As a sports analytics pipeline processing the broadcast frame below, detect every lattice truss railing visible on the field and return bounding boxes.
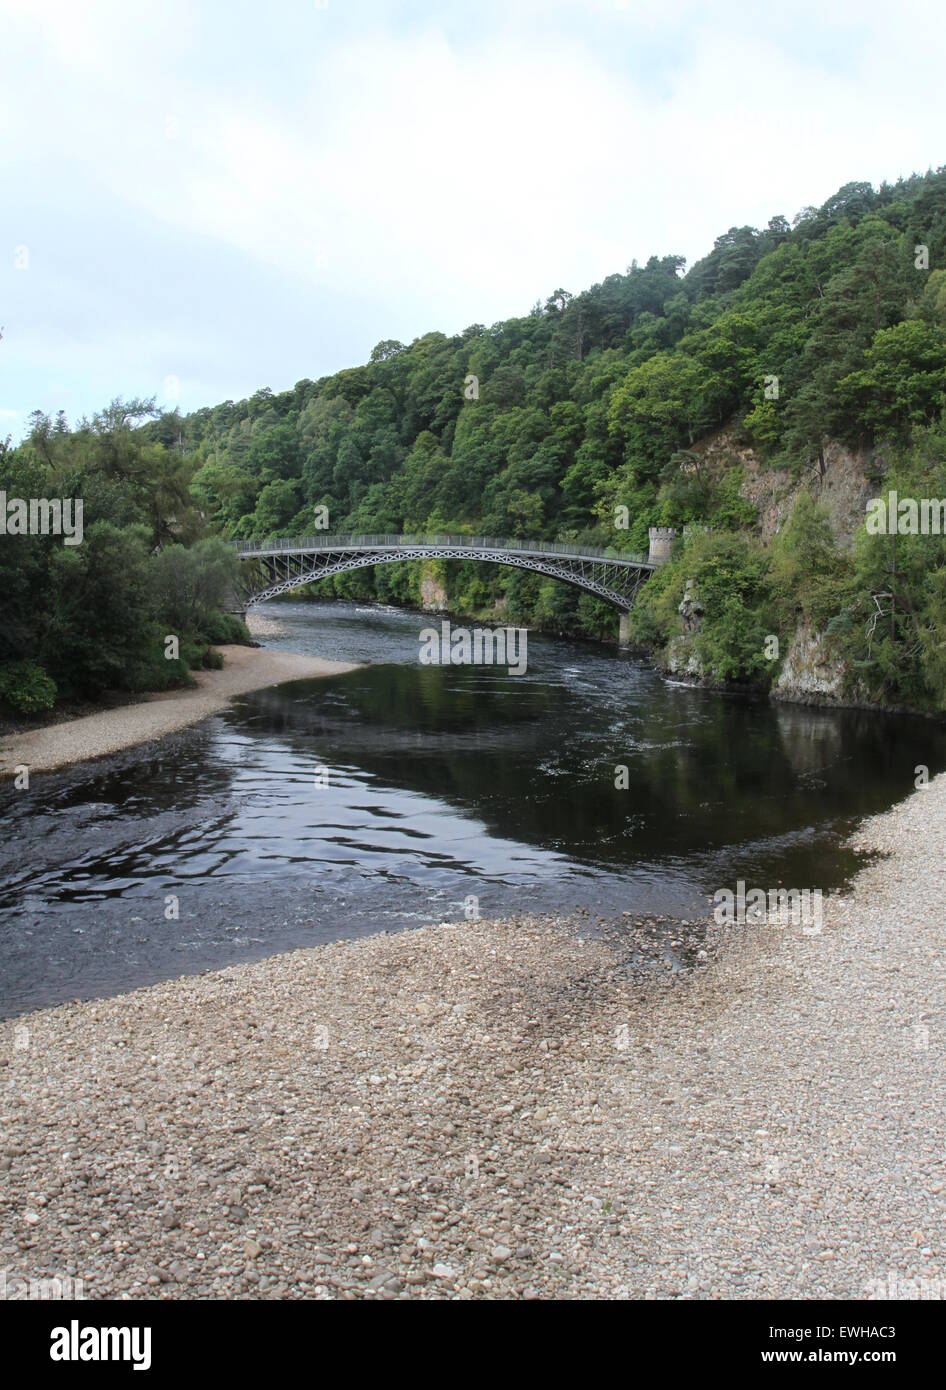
[235,540,654,612]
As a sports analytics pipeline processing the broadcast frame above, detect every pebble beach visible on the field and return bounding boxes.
[0,640,358,778]
[2,770,944,1299]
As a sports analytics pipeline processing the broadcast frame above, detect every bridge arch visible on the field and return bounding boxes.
[232,534,658,615]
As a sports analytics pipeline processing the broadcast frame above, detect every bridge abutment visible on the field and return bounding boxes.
[618,611,632,646]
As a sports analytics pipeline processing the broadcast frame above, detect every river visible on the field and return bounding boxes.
[1,599,943,1017]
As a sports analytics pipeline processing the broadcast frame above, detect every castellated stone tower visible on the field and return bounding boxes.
[648,526,676,566]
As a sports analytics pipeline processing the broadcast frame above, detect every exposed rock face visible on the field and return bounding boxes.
[774,624,845,703]
[807,441,875,547]
[420,567,448,612]
[657,428,875,705]
[685,425,873,550]
[738,459,794,543]
[666,636,704,678]
[678,579,703,634]
[739,439,874,548]
[662,580,705,676]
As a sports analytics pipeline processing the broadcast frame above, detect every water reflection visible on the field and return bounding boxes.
[1,599,943,1017]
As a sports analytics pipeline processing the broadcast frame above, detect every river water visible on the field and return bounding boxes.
[2,599,943,1017]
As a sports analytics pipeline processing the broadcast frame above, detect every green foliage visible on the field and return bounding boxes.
[837,321,946,439]
[0,661,57,714]
[150,538,243,633]
[630,532,773,685]
[825,419,946,708]
[0,420,250,709]
[9,166,946,708]
[708,468,757,531]
[684,535,772,684]
[199,610,251,645]
[609,353,704,477]
[199,644,225,670]
[769,491,847,629]
[165,172,946,630]
[44,521,162,697]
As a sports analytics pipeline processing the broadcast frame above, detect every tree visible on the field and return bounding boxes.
[252,479,301,536]
[44,522,158,697]
[838,321,946,439]
[150,539,242,632]
[370,339,406,362]
[769,491,844,627]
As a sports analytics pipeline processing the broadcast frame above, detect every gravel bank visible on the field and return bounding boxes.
[0,644,358,778]
[2,777,944,1300]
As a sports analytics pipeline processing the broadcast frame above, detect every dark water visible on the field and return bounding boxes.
[2,599,944,1018]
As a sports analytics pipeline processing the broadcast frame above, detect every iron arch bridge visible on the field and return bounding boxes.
[231,534,656,613]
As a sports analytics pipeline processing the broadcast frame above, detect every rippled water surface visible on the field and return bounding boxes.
[2,599,943,1016]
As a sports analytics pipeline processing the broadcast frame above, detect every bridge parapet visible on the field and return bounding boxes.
[232,532,649,567]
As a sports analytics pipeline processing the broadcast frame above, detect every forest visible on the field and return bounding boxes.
[3,166,946,716]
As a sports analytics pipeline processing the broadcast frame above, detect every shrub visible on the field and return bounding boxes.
[0,661,58,714]
[199,609,250,644]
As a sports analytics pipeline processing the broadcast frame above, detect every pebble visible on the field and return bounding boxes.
[2,776,945,1298]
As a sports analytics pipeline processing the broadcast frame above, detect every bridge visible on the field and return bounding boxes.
[231,529,676,641]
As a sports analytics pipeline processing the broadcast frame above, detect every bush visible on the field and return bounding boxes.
[198,609,250,644]
[0,661,58,714]
[151,538,244,634]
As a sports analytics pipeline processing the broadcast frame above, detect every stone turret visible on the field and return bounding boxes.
[648,526,676,566]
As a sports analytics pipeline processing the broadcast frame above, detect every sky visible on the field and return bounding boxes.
[1,0,944,439]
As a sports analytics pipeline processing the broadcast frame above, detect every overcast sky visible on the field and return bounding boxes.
[1,0,944,439]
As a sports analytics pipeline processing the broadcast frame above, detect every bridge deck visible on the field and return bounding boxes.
[233,533,652,569]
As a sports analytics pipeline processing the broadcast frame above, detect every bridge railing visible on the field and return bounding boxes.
[231,532,649,567]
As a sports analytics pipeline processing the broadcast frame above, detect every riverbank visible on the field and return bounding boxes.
[2,773,944,1299]
[0,642,360,778]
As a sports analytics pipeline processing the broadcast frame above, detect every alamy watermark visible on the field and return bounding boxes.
[0,1266,85,1300]
[713,880,823,934]
[866,490,946,536]
[50,1321,151,1370]
[0,492,83,545]
[419,620,527,675]
[865,1271,946,1299]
